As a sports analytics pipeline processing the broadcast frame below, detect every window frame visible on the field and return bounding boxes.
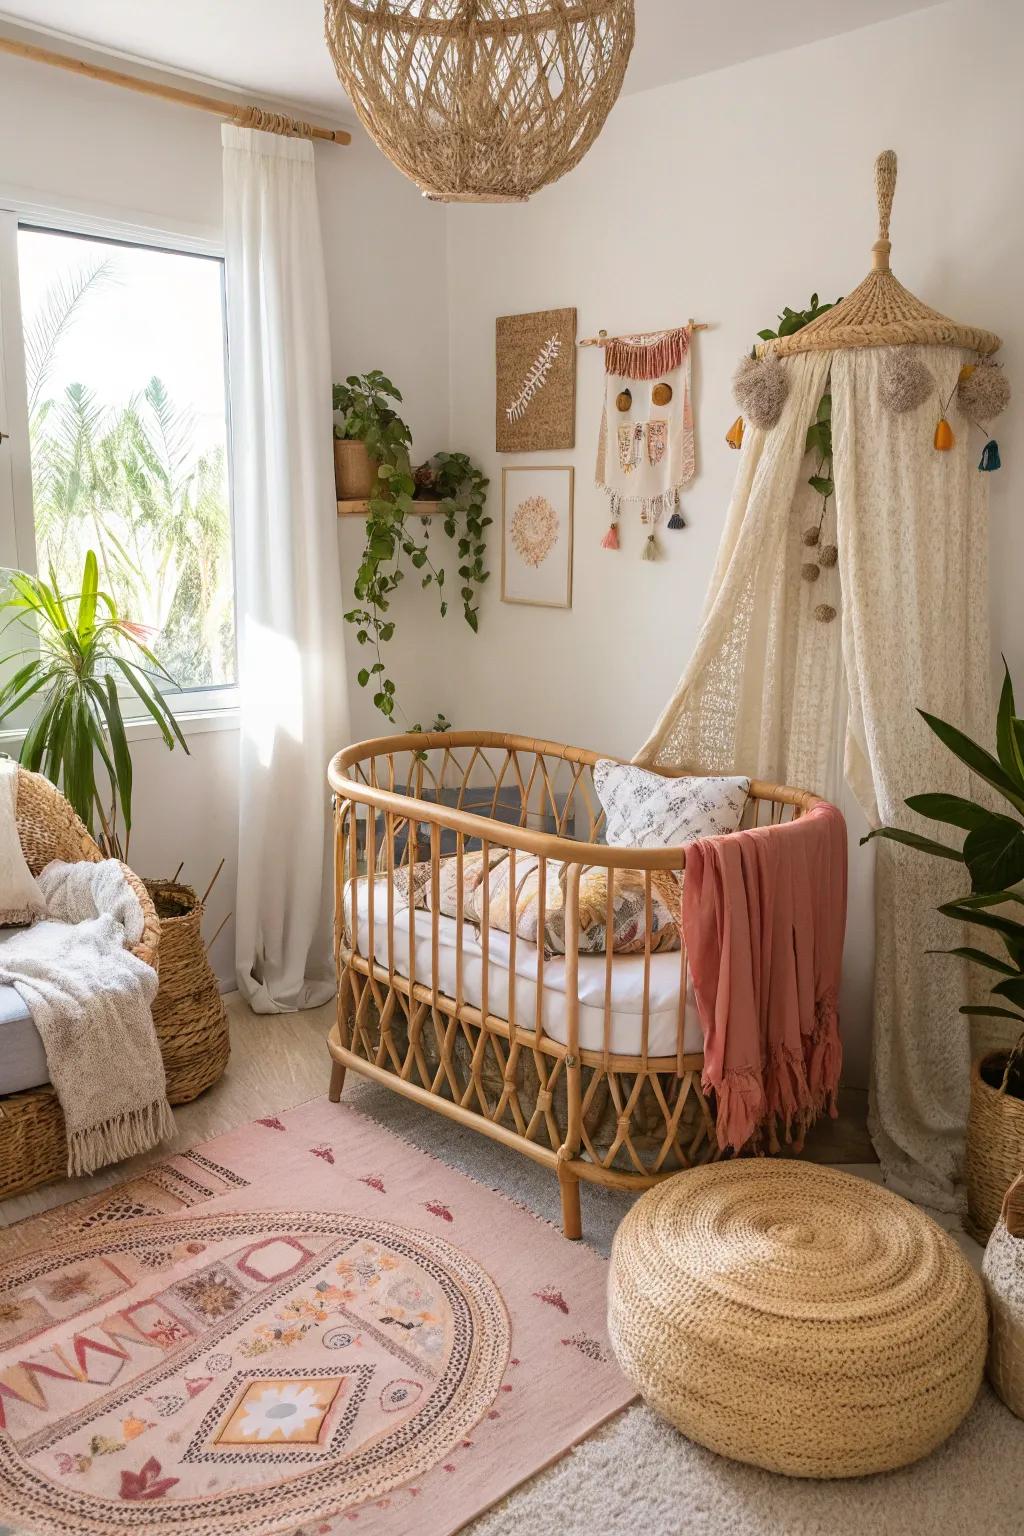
[0,196,239,725]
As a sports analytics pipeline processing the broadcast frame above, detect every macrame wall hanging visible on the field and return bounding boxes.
[591,324,698,558]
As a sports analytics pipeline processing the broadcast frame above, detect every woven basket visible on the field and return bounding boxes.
[0,768,160,1201]
[966,1051,1024,1243]
[983,1175,1024,1419]
[324,1,635,203]
[608,1162,987,1478]
[144,879,229,1106]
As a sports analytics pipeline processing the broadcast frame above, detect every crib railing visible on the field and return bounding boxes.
[327,731,818,1237]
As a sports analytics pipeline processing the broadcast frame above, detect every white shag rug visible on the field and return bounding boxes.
[467,1390,1023,1536]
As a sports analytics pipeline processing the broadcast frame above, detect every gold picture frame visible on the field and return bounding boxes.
[501,465,574,610]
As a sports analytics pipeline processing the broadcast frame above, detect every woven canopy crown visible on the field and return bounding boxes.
[765,151,1001,357]
[324,0,636,202]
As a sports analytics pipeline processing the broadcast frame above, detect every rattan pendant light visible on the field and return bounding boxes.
[763,150,1001,357]
[324,1,636,202]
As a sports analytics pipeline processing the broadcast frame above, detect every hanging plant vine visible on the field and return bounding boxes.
[338,373,490,722]
[756,295,842,623]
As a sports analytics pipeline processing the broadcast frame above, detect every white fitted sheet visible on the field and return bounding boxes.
[346,876,703,1059]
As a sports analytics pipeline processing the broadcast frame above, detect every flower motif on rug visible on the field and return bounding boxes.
[533,1286,569,1314]
[560,1332,608,1363]
[172,1265,247,1323]
[359,1175,386,1194]
[423,1200,454,1223]
[119,1455,179,1500]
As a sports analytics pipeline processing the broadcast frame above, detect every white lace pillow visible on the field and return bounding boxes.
[593,760,751,850]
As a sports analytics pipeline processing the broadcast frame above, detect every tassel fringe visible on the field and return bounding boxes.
[604,326,690,382]
[641,533,661,562]
[601,522,619,550]
[667,510,685,529]
[979,438,1001,471]
[67,1096,175,1177]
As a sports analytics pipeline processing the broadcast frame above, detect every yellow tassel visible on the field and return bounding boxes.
[934,417,955,451]
[958,363,976,384]
[725,415,745,450]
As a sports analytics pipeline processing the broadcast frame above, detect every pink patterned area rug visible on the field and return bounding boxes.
[0,1098,633,1536]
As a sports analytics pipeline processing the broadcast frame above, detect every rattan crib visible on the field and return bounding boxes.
[328,732,820,1237]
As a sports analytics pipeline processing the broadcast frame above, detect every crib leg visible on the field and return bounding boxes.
[558,1164,582,1241]
[329,1060,346,1104]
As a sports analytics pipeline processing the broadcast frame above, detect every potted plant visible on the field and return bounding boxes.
[333,371,410,502]
[863,661,1024,1240]
[0,551,229,1103]
[336,373,490,723]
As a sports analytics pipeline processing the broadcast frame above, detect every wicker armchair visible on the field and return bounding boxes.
[0,768,161,1201]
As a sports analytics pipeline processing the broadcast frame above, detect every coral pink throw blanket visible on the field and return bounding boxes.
[682,800,847,1153]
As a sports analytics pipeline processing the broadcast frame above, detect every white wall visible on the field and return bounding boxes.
[442,0,1024,1086]
[0,41,450,982]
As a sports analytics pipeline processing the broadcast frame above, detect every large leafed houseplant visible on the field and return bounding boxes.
[862,661,1024,1237]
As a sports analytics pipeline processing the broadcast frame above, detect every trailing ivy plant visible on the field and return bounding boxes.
[337,373,490,723]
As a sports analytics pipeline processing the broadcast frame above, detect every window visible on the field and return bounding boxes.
[13,224,236,699]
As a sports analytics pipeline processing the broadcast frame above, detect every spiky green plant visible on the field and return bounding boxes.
[0,550,188,858]
[862,660,1024,1098]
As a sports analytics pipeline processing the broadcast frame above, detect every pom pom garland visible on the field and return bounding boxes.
[732,353,790,430]
[958,359,1011,424]
[801,563,821,583]
[878,348,934,414]
[802,526,821,547]
[819,544,839,567]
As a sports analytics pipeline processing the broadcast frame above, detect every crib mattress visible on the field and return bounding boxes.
[346,876,703,1060]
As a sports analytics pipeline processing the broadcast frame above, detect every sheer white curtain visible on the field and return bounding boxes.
[222,125,349,1012]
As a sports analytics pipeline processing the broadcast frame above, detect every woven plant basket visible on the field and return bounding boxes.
[983,1174,1024,1419]
[334,439,378,501]
[966,1051,1024,1243]
[144,879,229,1105]
[324,1,636,203]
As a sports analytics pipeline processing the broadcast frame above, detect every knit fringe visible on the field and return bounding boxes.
[604,326,690,382]
[67,1095,175,1177]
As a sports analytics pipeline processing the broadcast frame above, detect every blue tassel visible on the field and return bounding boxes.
[979,439,1001,472]
[667,510,686,529]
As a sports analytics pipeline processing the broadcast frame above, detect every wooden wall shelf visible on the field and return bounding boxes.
[337,499,447,517]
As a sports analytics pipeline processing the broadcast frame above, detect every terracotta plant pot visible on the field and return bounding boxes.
[965,1051,1024,1242]
[334,438,378,501]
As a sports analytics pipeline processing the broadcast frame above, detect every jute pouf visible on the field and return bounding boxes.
[608,1162,987,1478]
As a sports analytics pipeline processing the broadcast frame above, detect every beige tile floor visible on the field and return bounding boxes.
[2,993,977,1270]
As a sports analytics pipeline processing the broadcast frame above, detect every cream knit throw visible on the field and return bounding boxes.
[0,859,172,1175]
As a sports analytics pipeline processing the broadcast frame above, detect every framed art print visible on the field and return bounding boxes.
[501,465,574,609]
[495,307,577,452]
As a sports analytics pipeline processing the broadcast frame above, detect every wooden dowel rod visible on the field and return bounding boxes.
[579,320,709,347]
[0,34,352,145]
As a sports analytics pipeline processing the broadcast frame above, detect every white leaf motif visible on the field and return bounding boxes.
[505,334,561,423]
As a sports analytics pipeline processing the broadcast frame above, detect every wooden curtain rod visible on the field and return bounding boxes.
[579,321,709,347]
[0,34,352,145]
